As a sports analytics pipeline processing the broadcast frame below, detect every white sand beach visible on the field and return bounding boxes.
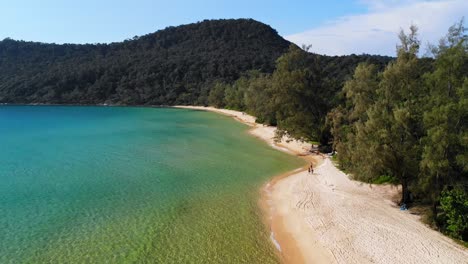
[174,106,468,264]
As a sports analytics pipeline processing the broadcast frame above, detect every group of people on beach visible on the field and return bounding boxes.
[308,163,314,174]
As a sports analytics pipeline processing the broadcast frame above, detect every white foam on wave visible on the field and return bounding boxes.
[270,231,282,252]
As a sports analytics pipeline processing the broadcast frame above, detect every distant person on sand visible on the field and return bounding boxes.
[309,164,314,174]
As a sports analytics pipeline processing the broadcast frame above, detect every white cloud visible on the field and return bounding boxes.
[285,0,468,56]
[359,0,429,10]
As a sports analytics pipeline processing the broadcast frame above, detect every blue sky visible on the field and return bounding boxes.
[0,0,466,55]
[0,0,366,43]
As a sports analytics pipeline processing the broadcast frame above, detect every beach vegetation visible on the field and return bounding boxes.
[439,186,468,241]
[328,20,467,241]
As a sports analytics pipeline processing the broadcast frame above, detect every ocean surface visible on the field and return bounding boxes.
[0,106,304,263]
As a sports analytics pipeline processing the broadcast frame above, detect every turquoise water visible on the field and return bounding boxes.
[0,106,304,263]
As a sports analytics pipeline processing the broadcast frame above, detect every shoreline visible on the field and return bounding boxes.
[173,105,325,263]
[174,105,468,264]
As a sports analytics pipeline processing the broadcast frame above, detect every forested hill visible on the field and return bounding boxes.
[0,19,391,105]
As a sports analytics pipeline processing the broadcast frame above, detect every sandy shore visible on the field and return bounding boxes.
[174,106,468,264]
[271,157,468,263]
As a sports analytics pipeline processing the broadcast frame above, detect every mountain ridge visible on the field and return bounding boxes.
[0,19,392,105]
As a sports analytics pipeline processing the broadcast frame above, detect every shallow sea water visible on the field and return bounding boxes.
[0,106,304,263]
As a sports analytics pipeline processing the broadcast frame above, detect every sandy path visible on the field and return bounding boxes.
[173,106,468,264]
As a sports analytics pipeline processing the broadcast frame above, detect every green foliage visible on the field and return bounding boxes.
[240,48,391,136]
[243,72,277,125]
[419,20,468,207]
[208,82,228,108]
[365,25,425,203]
[440,186,468,240]
[270,45,320,140]
[327,63,380,173]
[331,25,433,203]
[0,19,290,105]
[372,175,399,185]
[329,20,467,241]
[0,18,391,121]
[224,77,247,110]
